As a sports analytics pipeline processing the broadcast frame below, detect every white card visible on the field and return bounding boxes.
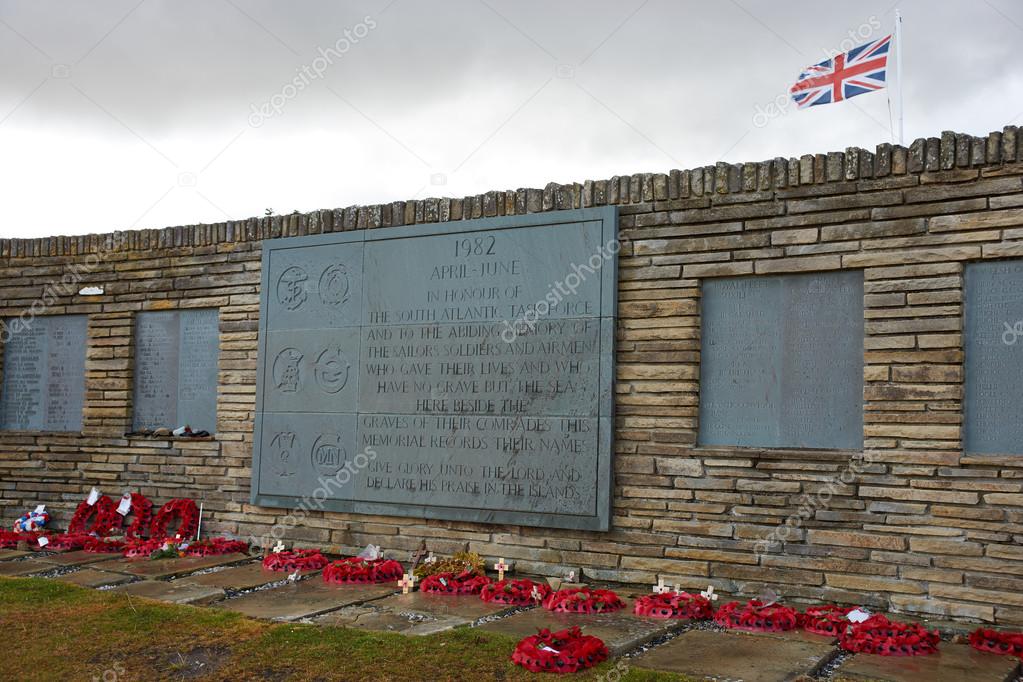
[34,504,46,514]
[539,645,560,654]
[116,494,132,515]
[37,536,49,547]
[847,608,871,623]
[87,487,100,506]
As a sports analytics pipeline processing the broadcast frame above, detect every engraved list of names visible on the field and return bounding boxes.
[699,271,864,450]
[253,208,618,531]
[1,315,87,431]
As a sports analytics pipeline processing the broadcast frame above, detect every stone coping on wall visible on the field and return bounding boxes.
[0,126,1018,258]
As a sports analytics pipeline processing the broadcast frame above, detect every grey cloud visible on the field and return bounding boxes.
[0,0,1021,237]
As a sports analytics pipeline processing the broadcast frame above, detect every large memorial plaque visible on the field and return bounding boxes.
[252,207,618,530]
[0,315,87,431]
[965,260,1023,454]
[133,309,219,433]
[698,270,864,449]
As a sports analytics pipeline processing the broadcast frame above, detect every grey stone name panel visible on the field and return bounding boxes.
[253,207,618,531]
[698,270,864,450]
[133,309,219,433]
[1,315,88,431]
[965,260,1023,454]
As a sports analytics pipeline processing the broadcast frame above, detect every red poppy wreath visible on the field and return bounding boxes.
[799,605,857,637]
[969,628,1023,657]
[543,587,626,614]
[839,615,940,656]
[511,626,609,674]
[419,570,491,595]
[479,578,551,606]
[262,548,328,572]
[321,557,404,584]
[633,591,713,619]
[714,600,799,632]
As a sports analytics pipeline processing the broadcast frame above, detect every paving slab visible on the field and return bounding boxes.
[0,559,54,577]
[55,568,134,588]
[376,592,519,621]
[91,553,249,580]
[835,643,1020,682]
[0,550,30,560]
[213,579,395,622]
[38,550,117,567]
[633,629,838,682]
[110,580,225,605]
[477,600,685,655]
[176,562,281,592]
[736,625,839,645]
[312,592,518,635]
[314,605,473,635]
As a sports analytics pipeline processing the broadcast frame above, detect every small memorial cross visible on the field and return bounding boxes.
[530,586,544,603]
[409,546,428,571]
[494,558,509,581]
[398,573,417,595]
[701,585,718,602]
[652,578,670,595]
[272,540,285,554]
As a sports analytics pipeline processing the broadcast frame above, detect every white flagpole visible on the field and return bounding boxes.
[895,9,904,145]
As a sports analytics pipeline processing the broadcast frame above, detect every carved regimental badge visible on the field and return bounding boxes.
[277,266,308,310]
[318,263,350,308]
[311,432,347,476]
[273,348,303,393]
[269,431,298,477]
[314,345,351,394]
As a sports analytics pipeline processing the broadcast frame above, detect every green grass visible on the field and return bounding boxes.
[0,577,692,681]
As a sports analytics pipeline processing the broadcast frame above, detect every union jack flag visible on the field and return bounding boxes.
[790,35,892,108]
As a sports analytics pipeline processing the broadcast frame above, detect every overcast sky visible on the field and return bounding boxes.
[1,0,1020,238]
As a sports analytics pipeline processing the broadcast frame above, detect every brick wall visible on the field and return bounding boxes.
[2,126,1022,623]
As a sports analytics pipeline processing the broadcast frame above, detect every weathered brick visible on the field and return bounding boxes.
[859,486,979,504]
[807,529,906,551]
[4,126,1023,625]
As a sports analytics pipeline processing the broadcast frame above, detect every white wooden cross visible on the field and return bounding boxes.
[701,585,718,601]
[272,540,285,554]
[494,558,509,581]
[530,586,544,603]
[398,573,417,594]
[652,578,670,595]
